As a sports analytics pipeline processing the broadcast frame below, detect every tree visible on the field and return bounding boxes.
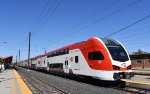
[137,49,144,55]
[132,49,149,55]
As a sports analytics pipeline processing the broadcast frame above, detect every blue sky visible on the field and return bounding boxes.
[0,0,150,61]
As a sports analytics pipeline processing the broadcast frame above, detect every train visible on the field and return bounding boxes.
[19,37,134,81]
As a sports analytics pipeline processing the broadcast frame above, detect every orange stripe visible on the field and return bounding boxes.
[13,69,32,94]
[121,79,150,85]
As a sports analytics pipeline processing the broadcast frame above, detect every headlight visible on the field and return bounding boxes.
[113,65,120,70]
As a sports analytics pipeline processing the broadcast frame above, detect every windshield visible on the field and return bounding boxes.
[101,38,129,62]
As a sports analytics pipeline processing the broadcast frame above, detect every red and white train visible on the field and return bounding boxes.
[20,37,134,81]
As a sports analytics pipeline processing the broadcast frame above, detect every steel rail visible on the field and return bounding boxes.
[16,67,69,94]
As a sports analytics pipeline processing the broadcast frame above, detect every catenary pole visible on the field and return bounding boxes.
[28,32,31,70]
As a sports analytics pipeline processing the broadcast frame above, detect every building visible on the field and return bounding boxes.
[0,56,13,69]
[130,54,150,69]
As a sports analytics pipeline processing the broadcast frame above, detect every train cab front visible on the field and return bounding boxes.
[100,38,134,81]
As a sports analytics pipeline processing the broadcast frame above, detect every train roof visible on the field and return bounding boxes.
[36,54,46,58]
[33,37,107,58]
[34,37,101,57]
[46,41,86,54]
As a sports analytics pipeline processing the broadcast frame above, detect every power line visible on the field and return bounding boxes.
[49,0,142,44]
[32,0,58,35]
[31,0,51,34]
[23,0,62,59]
[105,13,150,37]
[17,1,50,60]
[47,0,121,42]
[72,0,142,35]
[117,29,150,42]
[32,0,63,55]
[33,0,63,35]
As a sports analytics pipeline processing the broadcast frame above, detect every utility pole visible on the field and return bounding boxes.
[28,32,31,71]
[19,49,20,62]
[16,55,17,64]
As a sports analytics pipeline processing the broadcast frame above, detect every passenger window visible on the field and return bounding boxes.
[75,56,79,63]
[65,61,66,65]
[88,51,104,60]
[47,62,49,66]
[66,61,68,65]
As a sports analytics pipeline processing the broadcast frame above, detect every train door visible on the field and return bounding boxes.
[72,49,80,71]
[47,61,49,71]
[74,55,80,70]
[64,60,69,73]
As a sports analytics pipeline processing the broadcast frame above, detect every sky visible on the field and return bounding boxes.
[0,0,150,61]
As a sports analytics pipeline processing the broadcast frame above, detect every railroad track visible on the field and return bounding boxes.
[16,67,150,94]
[124,85,150,94]
[113,83,150,94]
[17,67,69,94]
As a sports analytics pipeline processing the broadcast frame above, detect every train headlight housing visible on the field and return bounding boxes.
[113,65,120,70]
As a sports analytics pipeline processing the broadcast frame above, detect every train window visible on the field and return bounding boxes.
[107,46,129,62]
[101,38,129,62]
[47,48,69,58]
[53,52,56,56]
[47,54,51,58]
[75,56,79,63]
[59,50,63,55]
[47,55,49,58]
[47,62,49,66]
[44,60,45,64]
[65,48,69,54]
[49,63,63,68]
[57,50,61,55]
[101,38,120,46]
[65,61,68,65]
[88,51,104,60]
[52,52,54,56]
[38,61,40,64]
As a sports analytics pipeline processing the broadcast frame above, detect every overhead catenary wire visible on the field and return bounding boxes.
[107,27,150,53]
[30,0,51,34]
[31,0,58,35]
[47,0,121,42]
[17,0,150,59]
[72,0,142,35]
[21,0,63,59]
[117,29,150,43]
[50,0,142,44]
[32,0,63,56]
[32,0,63,35]
[17,0,50,60]
[105,13,150,37]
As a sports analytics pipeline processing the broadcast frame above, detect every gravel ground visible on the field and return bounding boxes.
[17,67,127,94]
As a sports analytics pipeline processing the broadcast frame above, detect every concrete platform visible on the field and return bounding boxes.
[122,75,150,85]
[133,69,150,75]
[0,69,32,94]
[121,75,150,90]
